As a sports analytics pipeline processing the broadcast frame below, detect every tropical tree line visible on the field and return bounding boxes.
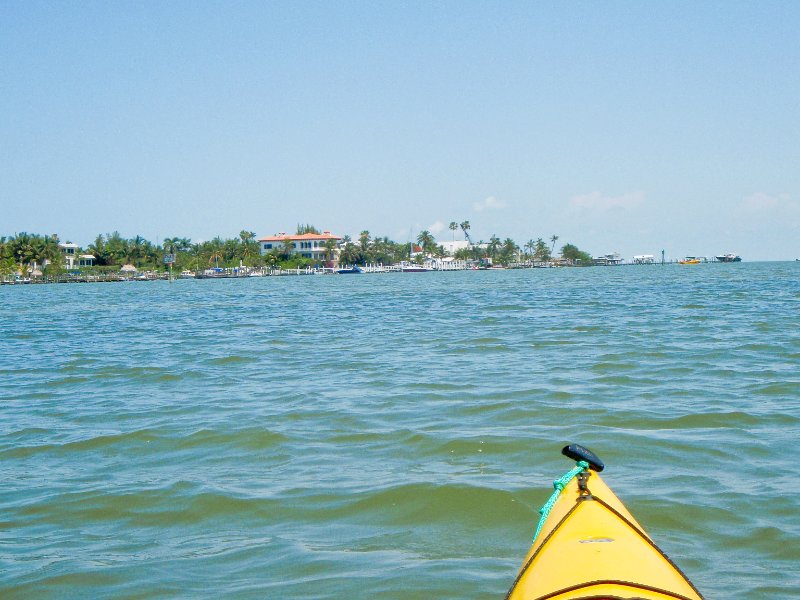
[2,224,595,276]
[0,231,266,275]
[88,231,265,271]
[0,233,62,276]
[343,224,592,266]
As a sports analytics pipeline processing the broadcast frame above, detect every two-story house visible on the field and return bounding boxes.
[258,231,342,266]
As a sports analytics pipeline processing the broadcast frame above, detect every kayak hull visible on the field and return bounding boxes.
[506,469,703,600]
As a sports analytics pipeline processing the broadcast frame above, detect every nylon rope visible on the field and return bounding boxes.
[532,460,589,543]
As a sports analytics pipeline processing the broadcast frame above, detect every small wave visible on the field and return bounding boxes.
[209,355,259,366]
[18,483,281,527]
[749,382,800,396]
[1,426,290,459]
[615,410,775,430]
[485,304,527,312]
[179,427,290,451]
[86,365,195,383]
[590,362,637,373]
[309,482,530,528]
[43,375,91,387]
[592,375,659,387]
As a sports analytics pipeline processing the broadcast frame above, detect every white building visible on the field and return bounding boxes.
[593,253,625,266]
[59,243,95,269]
[259,231,342,265]
[439,240,471,256]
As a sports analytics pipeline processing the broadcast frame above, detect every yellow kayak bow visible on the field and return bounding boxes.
[506,444,704,600]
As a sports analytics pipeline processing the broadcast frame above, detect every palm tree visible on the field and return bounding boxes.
[37,234,61,267]
[10,232,36,271]
[535,238,550,262]
[340,238,359,265]
[550,235,559,256]
[238,230,258,265]
[359,230,370,252]
[323,238,338,267]
[524,239,535,260]
[282,237,295,260]
[105,231,128,265]
[416,230,436,255]
[501,238,518,264]
[488,234,501,259]
[130,235,146,266]
[449,221,458,242]
[459,221,471,244]
[88,234,108,265]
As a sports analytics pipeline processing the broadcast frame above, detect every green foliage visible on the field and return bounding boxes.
[560,243,593,265]
[498,237,519,265]
[534,238,551,261]
[3,232,61,270]
[296,224,321,235]
[416,230,436,254]
[43,261,64,276]
[0,227,596,273]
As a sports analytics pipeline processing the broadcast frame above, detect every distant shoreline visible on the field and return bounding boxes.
[0,259,773,287]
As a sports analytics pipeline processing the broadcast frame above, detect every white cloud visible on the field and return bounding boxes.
[569,191,645,212]
[473,196,506,212]
[736,192,798,216]
[428,220,445,234]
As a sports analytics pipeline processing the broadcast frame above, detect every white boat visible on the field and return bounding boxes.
[398,261,432,272]
[715,253,741,262]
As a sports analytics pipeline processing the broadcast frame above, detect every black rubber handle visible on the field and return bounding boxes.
[562,443,605,472]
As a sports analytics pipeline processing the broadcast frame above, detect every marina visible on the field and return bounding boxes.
[1,246,757,286]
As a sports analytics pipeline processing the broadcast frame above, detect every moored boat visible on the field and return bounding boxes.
[398,261,432,272]
[715,253,741,262]
[506,444,703,600]
[678,257,701,265]
[336,265,363,274]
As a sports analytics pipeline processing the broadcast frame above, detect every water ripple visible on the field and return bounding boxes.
[1,263,799,598]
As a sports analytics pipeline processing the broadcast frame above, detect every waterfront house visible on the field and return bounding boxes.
[258,231,342,266]
[59,243,95,269]
[59,243,79,269]
[593,253,625,266]
[440,240,470,256]
[78,254,95,267]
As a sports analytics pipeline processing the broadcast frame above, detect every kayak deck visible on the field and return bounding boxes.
[506,455,703,600]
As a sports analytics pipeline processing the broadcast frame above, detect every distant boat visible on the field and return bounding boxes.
[678,257,701,265]
[398,261,432,272]
[196,267,227,279]
[336,265,363,274]
[715,253,742,263]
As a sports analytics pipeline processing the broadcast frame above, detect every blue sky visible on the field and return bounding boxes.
[2,1,799,260]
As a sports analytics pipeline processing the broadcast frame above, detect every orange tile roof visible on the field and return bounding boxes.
[258,232,342,243]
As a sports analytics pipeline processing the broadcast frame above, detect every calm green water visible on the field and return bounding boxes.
[1,263,799,599]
